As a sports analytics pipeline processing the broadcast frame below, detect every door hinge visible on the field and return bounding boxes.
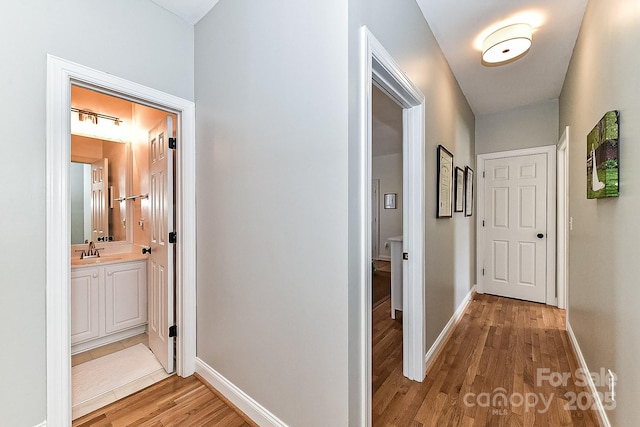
[169,231,177,244]
[169,325,177,337]
[168,137,177,149]
[402,252,409,260]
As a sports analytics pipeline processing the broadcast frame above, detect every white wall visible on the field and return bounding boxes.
[348,1,476,424]
[476,99,559,155]
[0,1,194,425]
[372,153,402,260]
[194,1,349,426]
[559,0,640,425]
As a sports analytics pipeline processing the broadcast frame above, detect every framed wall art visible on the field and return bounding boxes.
[437,145,453,218]
[464,166,474,217]
[587,110,619,199]
[454,167,464,213]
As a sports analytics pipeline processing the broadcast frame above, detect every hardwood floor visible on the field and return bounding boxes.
[373,293,601,427]
[72,375,254,427]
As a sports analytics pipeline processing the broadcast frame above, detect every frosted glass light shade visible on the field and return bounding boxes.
[482,23,532,64]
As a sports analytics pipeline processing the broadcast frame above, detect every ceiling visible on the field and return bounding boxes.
[151,0,587,116]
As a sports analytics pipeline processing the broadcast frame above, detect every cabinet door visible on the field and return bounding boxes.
[104,261,148,334]
[71,268,100,345]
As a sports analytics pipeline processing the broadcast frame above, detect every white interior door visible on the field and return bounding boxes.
[371,179,380,260]
[483,153,547,303]
[90,158,108,242]
[148,116,175,373]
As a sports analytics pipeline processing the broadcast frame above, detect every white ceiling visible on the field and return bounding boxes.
[151,0,587,115]
[416,0,587,115]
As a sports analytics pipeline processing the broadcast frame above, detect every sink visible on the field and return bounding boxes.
[71,255,124,266]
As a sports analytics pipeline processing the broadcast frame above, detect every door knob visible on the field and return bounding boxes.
[536,233,544,239]
[142,247,152,254]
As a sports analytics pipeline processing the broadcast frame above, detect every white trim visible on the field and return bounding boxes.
[425,285,476,370]
[566,323,612,427]
[375,255,391,262]
[71,325,146,355]
[33,422,46,427]
[362,28,426,379]
[195,358,288,427]
[46,55,196,427]
[557,127,570,311]
[476,145,557,306]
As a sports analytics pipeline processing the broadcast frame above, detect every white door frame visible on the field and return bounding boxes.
[476,145,557,306]
[45,55,196,426]
[557,127,570,312]
[360,26,426,424]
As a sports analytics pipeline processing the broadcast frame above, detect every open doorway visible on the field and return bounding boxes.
[69,86,177,419]
[46,56,196,426]
[360,26,426,426]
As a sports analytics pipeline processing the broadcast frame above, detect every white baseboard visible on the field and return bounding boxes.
[195,358,288,427]
[374,255,390,262]
[33,422,46,427]
[566,322,612,427]
[424,285,476,371]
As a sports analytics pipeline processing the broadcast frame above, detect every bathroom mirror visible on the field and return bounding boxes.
[70,135,130,244]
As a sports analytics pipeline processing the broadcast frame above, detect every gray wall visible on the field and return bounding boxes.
[476,99,559,155]
[372,153,403,260]
[194,1,350,426]
[559,0,640,424]
[0,1,193,425]
[348,0,476,424]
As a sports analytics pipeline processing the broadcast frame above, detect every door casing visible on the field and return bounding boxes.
[46,55,196,426]
[476,145,557,306]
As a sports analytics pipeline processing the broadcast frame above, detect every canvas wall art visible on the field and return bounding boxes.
[587,110,619,199]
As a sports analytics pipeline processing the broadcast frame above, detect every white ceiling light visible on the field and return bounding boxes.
[482,23,532,65]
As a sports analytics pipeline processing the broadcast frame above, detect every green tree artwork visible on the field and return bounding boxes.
[587,110,619,199]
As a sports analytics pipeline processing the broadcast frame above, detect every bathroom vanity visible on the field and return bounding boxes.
[71,252,148,354]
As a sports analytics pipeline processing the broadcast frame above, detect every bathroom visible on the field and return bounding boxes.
[69,85,177,418]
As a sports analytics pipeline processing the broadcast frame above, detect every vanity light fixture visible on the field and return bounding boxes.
[482,23,532,65]
[72,107,122,126]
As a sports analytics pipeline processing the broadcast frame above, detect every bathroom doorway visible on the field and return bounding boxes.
[46,56,196,426]
[69,86,177,419]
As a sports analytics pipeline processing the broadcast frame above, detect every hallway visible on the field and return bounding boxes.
[373,293,600,426]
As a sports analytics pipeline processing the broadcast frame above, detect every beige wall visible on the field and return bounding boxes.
[476,99,559,155]
[0,1,193,424]
[559,0,640,425]
[348,0,476,424]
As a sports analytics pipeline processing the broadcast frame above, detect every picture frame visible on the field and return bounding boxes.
[384,193,397,209]
[587,110,619,199]
[437,145,453,218]
[464,166,474,217]
[454,167,464,213]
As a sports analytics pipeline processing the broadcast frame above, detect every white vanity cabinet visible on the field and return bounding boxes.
[71,259,147,352]
[71,267,100,345]
[105,261,147,334]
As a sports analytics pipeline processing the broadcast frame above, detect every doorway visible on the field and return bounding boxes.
[46,56,196,426]
[476,146,557,305]
[360,26,426,426]
[68,86,177,418]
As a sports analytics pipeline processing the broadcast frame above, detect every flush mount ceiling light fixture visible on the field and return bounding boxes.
[482,23,532,65]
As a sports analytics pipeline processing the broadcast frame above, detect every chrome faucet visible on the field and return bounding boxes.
[82,241,100,259]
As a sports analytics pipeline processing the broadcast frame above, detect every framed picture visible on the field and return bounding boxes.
[587,110,619,199]
[464,166,474,217]
[454,167,464,213]
[437,145,453,218]
[384,193,396,209]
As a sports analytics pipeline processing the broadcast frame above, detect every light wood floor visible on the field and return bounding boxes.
[373,293,601,427]
[72,375,254,427]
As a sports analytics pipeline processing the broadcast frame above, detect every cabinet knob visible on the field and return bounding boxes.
[107,271,113,276]
[92,273,98,278]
